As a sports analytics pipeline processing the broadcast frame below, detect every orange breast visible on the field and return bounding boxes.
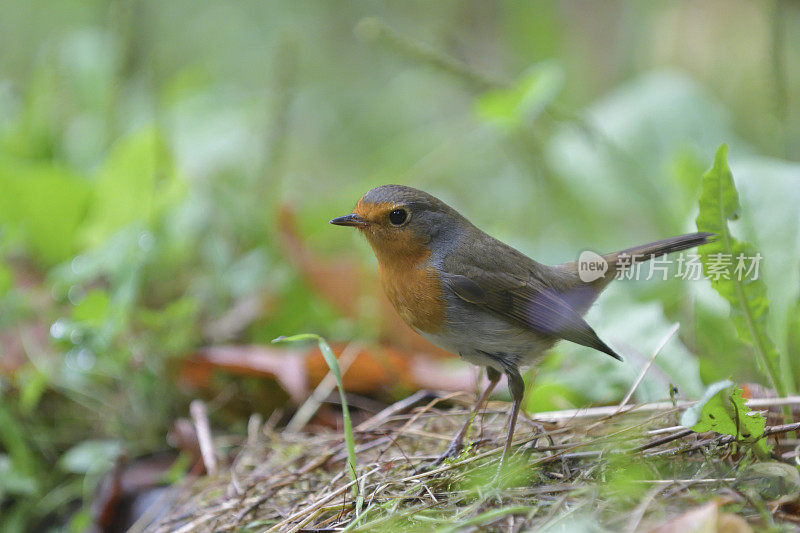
[379,260,446,334]
[381,267,445,333]
[354,199,446,334]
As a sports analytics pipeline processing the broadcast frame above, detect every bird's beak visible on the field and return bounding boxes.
[329,213,367,227]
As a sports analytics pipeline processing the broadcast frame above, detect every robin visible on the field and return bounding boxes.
[330,184,713,467]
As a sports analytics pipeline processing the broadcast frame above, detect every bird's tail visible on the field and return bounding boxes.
[553,232,716,316]
[603,232,716,269]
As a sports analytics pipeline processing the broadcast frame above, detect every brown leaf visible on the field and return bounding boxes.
[91,453,179,532]
[717,513,754,533]
[181,342,477,402]
[305,343,413,393]
[181,345,308,402]
[648,502,753,533]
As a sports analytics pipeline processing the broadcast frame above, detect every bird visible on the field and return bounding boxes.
[330,184,714,468]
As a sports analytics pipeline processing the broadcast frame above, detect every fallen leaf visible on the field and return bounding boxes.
[717,512,754,533]
[181,343,479,402]
[648,501,753,533]
[91,452,178,532]
[305,344,414,393]
[181,345,308,402]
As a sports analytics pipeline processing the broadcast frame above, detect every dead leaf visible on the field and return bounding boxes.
[181,343,478,402]
[91,453,179,533]
[181,345,308,402]
[305,343,413,392]
[717,513,754,533]
[648,501,753,533]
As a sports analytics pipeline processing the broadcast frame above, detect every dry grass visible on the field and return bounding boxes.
[153,392,800,532]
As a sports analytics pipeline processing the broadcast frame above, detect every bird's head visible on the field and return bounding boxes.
[330,184,465,264]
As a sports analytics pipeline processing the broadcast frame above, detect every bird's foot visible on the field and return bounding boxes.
[432,439,464,466]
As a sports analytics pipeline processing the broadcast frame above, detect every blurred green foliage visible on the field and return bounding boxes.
[0,0,798,529]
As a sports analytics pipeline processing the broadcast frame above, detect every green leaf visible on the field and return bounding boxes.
[525,380,582,412]
[695,145,790,395]
[18,368,50,414]
[788,295,800,384]
[475,61,563,127]
[0,454,39,497]
[71,289,110,326]
[67,509,93,533]
[0,157,91,266]
[680,380,770,456]
[80,127,184,247]
[58,440,122,475]
[0,262,12,296]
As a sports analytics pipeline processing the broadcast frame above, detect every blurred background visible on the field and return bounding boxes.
[0,0,799,530]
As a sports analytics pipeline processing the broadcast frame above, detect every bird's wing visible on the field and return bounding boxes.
[442,270,621,361]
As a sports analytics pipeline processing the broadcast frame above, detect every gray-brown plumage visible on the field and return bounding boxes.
[330,184,715,467]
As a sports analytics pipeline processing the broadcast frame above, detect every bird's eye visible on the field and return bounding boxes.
[388,208,408,226]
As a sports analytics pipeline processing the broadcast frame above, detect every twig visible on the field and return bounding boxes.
[634,478,738,485]
[633,429,694,453]
[355,389,432,432]
[354,17,502,92]
[624,486,662,533]
[743,421,800,440]
[616,323,680,413]
[645,421,800,458]
[531,396,800,422]
[380,391,466,454]
[159,389,800,531]
[710,421,800,447]
[648,425,686,435]
[190,399,217,475]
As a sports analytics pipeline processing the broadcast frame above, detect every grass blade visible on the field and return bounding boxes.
[273,334,358,497]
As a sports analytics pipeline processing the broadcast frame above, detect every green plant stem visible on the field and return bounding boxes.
[273,334,358,499]
[771,0,790,158]
[718,213,781,396]
[355,17,502,92]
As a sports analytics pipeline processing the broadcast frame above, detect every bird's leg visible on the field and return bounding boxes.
[434,366,501,464]
[498,368,525,470]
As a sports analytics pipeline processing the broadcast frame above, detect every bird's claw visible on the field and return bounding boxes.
[432,440,464,466]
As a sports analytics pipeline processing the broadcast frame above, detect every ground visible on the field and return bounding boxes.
[154,391,800,532]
